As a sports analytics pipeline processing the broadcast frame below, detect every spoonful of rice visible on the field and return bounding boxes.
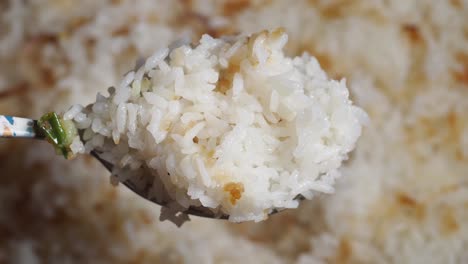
[0,29,367,225]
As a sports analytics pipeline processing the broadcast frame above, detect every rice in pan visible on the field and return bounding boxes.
[0,0,467,263]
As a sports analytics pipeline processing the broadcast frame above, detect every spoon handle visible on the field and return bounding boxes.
[0,115,44,139]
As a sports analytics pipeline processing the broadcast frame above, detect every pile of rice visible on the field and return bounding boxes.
[1,0,467,263]
[66,29,366,222]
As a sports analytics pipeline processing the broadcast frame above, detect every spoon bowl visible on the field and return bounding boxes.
[90,150,230,219]
[1,114,295,220]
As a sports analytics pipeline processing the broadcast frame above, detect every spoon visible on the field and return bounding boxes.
[0,114,294,220]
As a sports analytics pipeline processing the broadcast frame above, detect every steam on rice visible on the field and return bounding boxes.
[67,29,367,222]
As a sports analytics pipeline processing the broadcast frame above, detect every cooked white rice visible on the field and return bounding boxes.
[67,29,366,222]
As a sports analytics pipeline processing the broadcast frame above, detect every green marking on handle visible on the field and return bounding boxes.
[38,112,75,159]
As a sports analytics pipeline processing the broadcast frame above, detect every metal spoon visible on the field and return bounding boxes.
[0,115,296,221]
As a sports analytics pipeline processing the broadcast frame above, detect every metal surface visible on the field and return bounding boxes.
[90,150,230,219]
